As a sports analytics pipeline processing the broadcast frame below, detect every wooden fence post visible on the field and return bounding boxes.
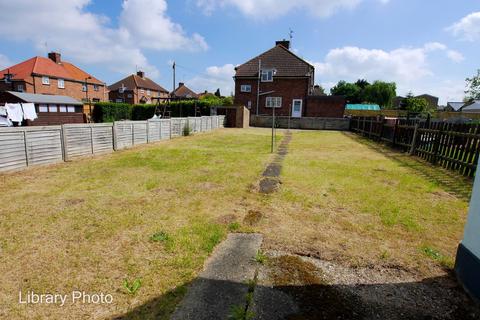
[23,130,29,167]
[392,119,398,145]
[409,123,419,155]
[432,123,443,165]
[90,125,94,155]
[112,122,118,151]
[62,124,69,161]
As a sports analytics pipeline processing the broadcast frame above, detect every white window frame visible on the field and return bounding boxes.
[42,76,50,85]
[57,78,65,89]
[261,69,274,82]
[265,97,282,108]
[240,84,252,93]
[82,83,87,92]
[39,104,48,112]
[17,84,24,92]
[93,84,99,91]
[67,106,75,113]
[140,88,145,94]
[59,105,67,112]
[147,89,151,96]
[48,105,58,112]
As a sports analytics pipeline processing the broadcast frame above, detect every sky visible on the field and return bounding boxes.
[0,0,479,105]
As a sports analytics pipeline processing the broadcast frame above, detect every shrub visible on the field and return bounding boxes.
[92,102,132,122]
[183,125,192,136]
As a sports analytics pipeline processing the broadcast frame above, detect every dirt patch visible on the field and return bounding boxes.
[197,182,222,190]
[216,214,238,225]
[243,210,263,226]
[259,177,281,194]
[258,252,480,320]
[64,198,85,206]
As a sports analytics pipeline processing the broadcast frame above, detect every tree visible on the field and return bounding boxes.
[465,69,480,101]
[364,81,396,109]
[402,92,431,113]
[330,81,361,103]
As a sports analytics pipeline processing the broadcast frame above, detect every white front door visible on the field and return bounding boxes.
[292,99,302,118]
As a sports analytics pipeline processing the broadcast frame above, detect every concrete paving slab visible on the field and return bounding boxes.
[171,233,263,320]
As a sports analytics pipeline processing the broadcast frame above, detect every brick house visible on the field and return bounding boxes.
[234,40,345,118]
[0,52,106,103]
[172,82,199,99]
[108,71,169,104]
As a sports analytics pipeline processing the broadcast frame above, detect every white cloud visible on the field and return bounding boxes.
[312,43,465,104]
[0,54,14,70]
[197,0,363,18]
[0,0,207,78]
[188,64,235,96]
[447,11,480,41]
[120,0,208,51]
[446,50,464,63]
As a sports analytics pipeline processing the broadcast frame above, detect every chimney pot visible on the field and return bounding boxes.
[179,82,184,86]
[48,52,61,64]
[275,40,290,49]
[136,70,145,78]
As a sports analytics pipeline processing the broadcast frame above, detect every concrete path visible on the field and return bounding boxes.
[171,233,263,320]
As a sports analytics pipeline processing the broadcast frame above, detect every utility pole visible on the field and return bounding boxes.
[271,103,275,153]
[172,61,176,97]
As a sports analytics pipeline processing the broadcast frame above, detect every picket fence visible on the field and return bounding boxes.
[0,116,225,172]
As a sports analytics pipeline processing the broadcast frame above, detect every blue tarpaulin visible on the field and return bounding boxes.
[346,104,381,111]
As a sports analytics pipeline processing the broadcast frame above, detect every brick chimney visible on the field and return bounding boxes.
[275,40,290,49]
[178,82,184,87]
[48,52,61,64]
[136,70,145,78]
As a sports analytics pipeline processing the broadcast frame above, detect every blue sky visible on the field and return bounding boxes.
[0,0,479,104]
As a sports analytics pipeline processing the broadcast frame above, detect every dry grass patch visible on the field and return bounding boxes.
[255,130,471,277]
[0,129,277,320]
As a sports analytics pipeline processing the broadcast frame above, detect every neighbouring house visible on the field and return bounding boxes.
[172,82,199,99]
[0,52,106,103]
[461,100,480,113]
[442,102,465,112]
[234,40,345,118]
[108,71,169,104]
[0,91,84,125]
[346,104,381,111]
[394,94,439,110]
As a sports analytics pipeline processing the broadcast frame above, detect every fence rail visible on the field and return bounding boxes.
[0,115,226,173]
[350,116,480,177]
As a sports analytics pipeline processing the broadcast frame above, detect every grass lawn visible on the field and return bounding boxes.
[0,128,472,319]
[255,130,472,276]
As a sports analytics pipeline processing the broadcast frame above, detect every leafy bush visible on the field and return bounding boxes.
[92,102,132,122]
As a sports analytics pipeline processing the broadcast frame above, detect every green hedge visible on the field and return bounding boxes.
[92,100,231,122]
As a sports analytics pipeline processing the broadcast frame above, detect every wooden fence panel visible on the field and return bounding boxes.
[63,125,93,160]
[351,116,480,177]
[133,122,148,145]
[148,120,161,142]
[26,128,64,166]
[171,118,181,137]
[114,121,133,150]
[91,124,114,155]
[160,119,171,140]
[0,130,27,171]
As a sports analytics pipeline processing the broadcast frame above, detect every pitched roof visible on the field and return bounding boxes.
[447,102,465,111]
[461,100,480,111]
[5,91,83,105]
[0,56,103,85]
[172,83,198,98]
[108,74,168,92]
[235,44,313,78]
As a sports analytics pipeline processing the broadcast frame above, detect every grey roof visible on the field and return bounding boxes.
[6,91,83,105]
[461,101,480,111]
[447,102,465,111]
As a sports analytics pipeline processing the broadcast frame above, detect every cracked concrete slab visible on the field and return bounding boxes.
[171,233,263,320]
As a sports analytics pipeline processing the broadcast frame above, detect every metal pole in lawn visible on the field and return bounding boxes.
[271,104,275,153]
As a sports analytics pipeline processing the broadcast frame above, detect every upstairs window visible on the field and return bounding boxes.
[261,69,274,82]
[147,89,151,96]
[265,97,282,108]
[58,78,65,89]
[93,84,99,91]
[4,74,12,83]
[17,84,24,92]
[140,88,144,94]
[240,85,251,93]
[82,84,87,92]
[42,76,50,85]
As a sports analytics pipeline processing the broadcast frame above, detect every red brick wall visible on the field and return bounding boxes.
[234,77,310,116]
[29,76,105,102]
[305,96,346,118]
